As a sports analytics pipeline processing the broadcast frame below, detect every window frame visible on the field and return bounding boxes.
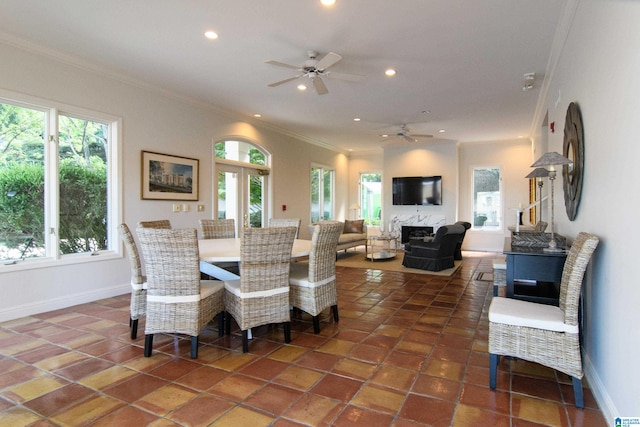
[310,164,335,222]
[471,165,502,231]
[0,89,122,272]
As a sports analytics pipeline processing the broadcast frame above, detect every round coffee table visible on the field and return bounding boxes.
[366,235,398,261]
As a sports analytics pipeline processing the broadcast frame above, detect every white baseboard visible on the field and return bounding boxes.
[584,353,616,427]
[0,283,130,323]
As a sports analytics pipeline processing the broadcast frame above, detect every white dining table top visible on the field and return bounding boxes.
[198,238,312,262]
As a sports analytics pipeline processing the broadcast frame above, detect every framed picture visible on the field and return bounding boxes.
[141,151,199,201]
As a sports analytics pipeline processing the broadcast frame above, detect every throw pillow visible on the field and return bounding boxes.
[343,219,364,234]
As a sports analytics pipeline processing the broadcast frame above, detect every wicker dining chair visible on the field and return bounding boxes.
[118,223,147,340]
[136,227,225,359]
[289,221,343,334]
[198,218,238,275]
[269,218,302,238]
[224,226,297,353]
[138,219,172,230]
[488,232,599,408]
[198,218,235,239]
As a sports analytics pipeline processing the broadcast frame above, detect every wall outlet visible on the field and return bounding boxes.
[197,204,205,212]
[183,204,190,212]
[172,203,181,212]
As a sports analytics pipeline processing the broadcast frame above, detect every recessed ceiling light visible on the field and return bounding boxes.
[297,84,307,91]
[253,114,262,118]
[320,0,336,6]
[204,31,219,40]
[381,134,389,138]
[353,118,361,122]
[438,129,445,133]
[385,69,397,77]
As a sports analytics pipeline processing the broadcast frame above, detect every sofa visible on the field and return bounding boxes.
[336,219,367,253]
[402,224,466,271]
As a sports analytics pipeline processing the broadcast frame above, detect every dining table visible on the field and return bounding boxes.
[198,237,312,281]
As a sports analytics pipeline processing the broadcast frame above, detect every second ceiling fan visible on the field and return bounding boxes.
[265,50,365,95]
[381,124,433,143]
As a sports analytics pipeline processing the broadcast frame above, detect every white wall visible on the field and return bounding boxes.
[0,41,348,320]
[382,142,457,229]
[536,0,640,420]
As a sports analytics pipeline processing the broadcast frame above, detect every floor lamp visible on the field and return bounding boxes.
[525,167,550,224]
[530,152,573,252]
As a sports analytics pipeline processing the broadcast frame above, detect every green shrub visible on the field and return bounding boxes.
[0,161,106,255]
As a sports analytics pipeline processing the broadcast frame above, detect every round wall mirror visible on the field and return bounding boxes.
[562,102,584,221]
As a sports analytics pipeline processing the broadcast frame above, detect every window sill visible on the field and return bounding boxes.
[0,251,121,273]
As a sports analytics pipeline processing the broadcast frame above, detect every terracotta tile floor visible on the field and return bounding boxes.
[0,252,607,426]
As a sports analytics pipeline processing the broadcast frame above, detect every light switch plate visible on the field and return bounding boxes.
[183,204,190,212]
[173,203,181,212]
[197,204,205,212]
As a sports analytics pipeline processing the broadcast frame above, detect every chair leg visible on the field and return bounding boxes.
[489,353,499,389]
[312,316,320,334]
[242,330,249,353]
[225,312,232,335]
[190,336,199,359]
[130,319,139,340]
[144,334,153,357]
[217,312,224,337]
[284,322,291,343]
[331,304,339,322]
[572,376,584,409]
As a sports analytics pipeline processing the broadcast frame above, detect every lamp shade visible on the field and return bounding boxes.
[531,151,572,168]
[525,168,550,179]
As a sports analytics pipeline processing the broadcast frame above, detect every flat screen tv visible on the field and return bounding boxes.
[392,176,442,206]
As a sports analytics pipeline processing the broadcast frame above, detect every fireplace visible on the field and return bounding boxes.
[401,226,434,244]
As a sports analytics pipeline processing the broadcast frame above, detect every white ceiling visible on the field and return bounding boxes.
[0,0,565,152]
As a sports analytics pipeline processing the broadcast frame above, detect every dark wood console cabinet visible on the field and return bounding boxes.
[503,238,567,305]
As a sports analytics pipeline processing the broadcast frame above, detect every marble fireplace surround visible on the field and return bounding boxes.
[388,214,446,241]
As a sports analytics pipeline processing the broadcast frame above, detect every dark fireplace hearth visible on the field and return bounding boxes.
[401,226,435,243]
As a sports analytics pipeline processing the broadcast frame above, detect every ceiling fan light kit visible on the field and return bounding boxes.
[266,50,365,95]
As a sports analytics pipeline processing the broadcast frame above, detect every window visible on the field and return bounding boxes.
[310,166,334,222]
[472,167,501,230]
[359,173,381,225]
[0,94,120,267]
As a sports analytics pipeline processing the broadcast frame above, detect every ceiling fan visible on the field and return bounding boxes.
[265,50,365,95]
[380,124,433,143]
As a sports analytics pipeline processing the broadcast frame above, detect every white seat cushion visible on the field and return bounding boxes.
[223,279,288,298]
[488,297,578,334]
[200,280,224,298]
[289,262,310,286]
[289,262,335,288]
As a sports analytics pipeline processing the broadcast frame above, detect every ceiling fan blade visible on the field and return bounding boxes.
[265,60,300,70]
[404,135,416,143]
[268,75,301,87]
[411,134,434,139]
[325,71,366,82]
[315,52,342,70]
[312,77,329,95]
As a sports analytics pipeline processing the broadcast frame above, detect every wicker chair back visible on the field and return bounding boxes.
[137,219,171,229]
[269,218,302,238]
[199,218,235,239]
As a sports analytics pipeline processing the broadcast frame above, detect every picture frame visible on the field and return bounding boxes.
[141,151,199,201]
